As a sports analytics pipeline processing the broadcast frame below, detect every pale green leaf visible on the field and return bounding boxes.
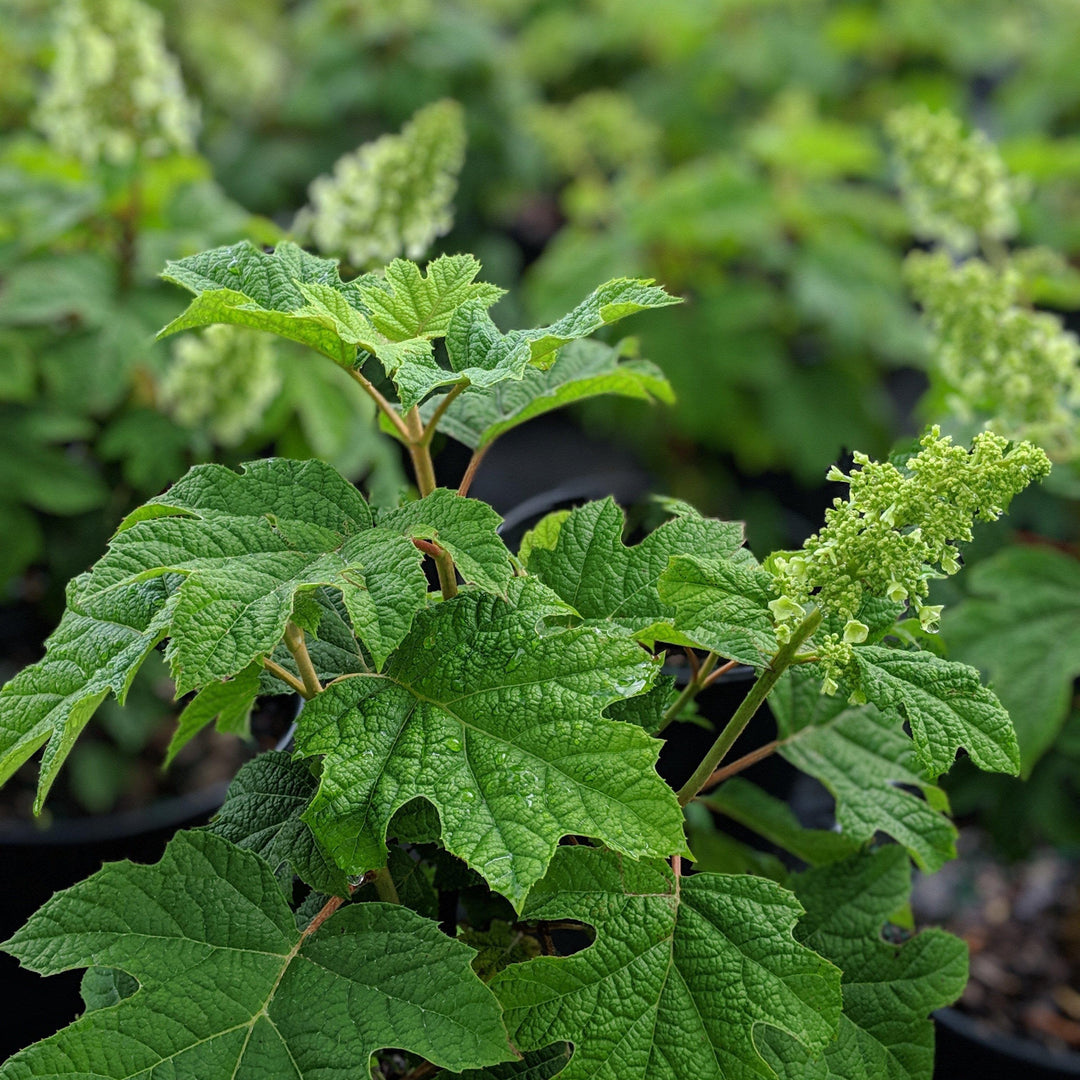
[523,497,749,639]
[166,661,261,766]
[770,669,957,872]
[943,545,1080,774]
[491,846,842,1080]
[759,847,968,1080]
[0,831,512,1077]
[75,458,428,686]
[638,553,778,665]
[296,578,686,909]
[380,488,512,595]
[0,577,175,812]
[701,777,860,867]
[358,254,504,341]
[604,675,677,734]
[849,645,1020,777]
[420,339,674,451]
[158,240,373,366]
[208,751,350,897]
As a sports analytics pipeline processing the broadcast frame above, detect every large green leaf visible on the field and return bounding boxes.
[0,577,175,811]
[1,831,512,1077]
[638,554,778,665]
[759,848,968,1080]
[296,578,687,909]
[208,751,350,897]
[849,645,1020,777]
[435,1045,572,1080]
[770,669,957,872]
[522,497,749,640]
[491,846,842,1079]
[73,460,507,688]
[943,545,1080,774]
[420,339,674,451]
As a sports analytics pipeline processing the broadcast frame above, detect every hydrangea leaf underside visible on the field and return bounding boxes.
[296,579,687,909]
[491,846,842,1080]
[759,847,968,1080]
[418,339,674,452]
[770,668,957,872]
[522,498,751,642]
[0,831,512,1077]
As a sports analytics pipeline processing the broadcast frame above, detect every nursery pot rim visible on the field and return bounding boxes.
[935,1005,1080,1076]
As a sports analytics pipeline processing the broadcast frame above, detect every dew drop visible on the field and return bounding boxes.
[423,635,437,649]
[446,736,462,753]
[461,788,476,802]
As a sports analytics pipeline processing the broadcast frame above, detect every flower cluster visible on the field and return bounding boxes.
[163,326,282,446]
[34,0,199,166]
[294,99,465,271]
[906,250,1080,457]
[769,427,1051,693]
[886,105,1024,253]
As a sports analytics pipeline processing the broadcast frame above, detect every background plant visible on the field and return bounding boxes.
[0,239,1050,1078]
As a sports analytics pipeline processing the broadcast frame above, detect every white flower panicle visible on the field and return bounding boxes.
[886,104,1024,253]
[769,428,1051,693]
[906,250,1080,457]
[163,326,282,446]
[294,99,466,271]
[34,0,199,166]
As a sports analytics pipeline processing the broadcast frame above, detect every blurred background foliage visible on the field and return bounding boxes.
[1,0,1079,824]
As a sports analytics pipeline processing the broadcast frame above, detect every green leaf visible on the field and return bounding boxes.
[418,336,674,452]
[523,497,749,638]
[770,669,957,872]
[460,919,542,982]
[207,751,350,897]
[75,457,428,685]
[701,777,861,867]
[166,661,261,766]
[491,846,842,1080]
[296,578,687,909]
[0,577,174,812]
[434,1044,572,1080]
[603,675,677,734]
[849,645,1020,777]
[759,847,968,1080]
[159,240,373,366]
[639,554,778,665]
[358,254,504,341]
[79,968,138,1013]
[380,488,512,595]
[943,545,1080,774]
[1,831,512,1076]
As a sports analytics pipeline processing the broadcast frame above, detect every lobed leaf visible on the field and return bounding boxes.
[166,661,261,766]
[420,339,674,451]
[522,497,749,639]
[491,846,842,1079]
[0,831,512,1077]
[770,669,957,872]
[207,751,350,897]
[296,578,687,909]
[759,847,968,1080]
[639,553,778,665]
[849,645,1020,777]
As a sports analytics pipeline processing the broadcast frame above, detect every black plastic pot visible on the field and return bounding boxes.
[934,1007,1080,1079]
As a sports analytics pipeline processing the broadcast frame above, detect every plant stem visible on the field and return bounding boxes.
[676,609,821,806]
[345,368,412,441]
[457,445,489,498]
[303,894,345,937]
[419,383,465,447]
[262,657,308,698]
[284,622,323,699]
[700,739,779,791]
[657,652,721,732]
[373,866,400,904]
[403,407,459,598]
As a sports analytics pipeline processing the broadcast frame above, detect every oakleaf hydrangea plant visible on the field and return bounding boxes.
[0,234,1050,1078]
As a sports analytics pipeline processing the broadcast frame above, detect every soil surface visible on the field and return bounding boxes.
[913,828,1080,1056]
